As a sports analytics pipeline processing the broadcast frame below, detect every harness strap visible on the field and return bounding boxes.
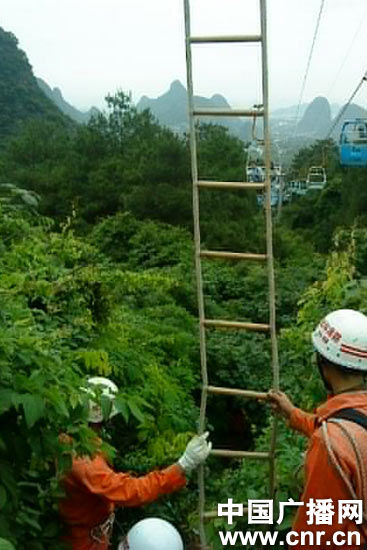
[322,408,367,543]
[330,408,367,430]
[90,512,115,545]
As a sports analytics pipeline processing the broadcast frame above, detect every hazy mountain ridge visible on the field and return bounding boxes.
[137,80,251,141]
[36,78,99,124]
[271,102,340,120]
[1,21,367,150]
[137,82,367,146]
[296,96,332,138]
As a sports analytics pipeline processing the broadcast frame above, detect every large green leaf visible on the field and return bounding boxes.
[21,394,45,428]
[20,192,39,208]
[114,395,129,423]
[0,539,15,550]
[101,394,113,421]
[127,398,145,424]
[49,393,69,418]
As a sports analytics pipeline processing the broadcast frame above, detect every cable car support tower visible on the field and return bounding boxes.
[183,1,279,547]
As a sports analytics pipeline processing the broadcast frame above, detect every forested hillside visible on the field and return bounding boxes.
[1,50,367,548]
[0,27,70,147]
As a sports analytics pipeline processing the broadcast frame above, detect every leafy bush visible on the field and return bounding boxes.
[0,205,201,547]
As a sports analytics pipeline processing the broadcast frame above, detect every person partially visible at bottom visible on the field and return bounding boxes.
[268,309,367,550]
[59,376,211,550]
[118,517,183,550]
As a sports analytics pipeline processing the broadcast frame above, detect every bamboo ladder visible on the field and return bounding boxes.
[182,1,279,548]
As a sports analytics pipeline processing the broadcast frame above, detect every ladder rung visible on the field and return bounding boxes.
[200,250,267,261]
[190,34,261,44]
[211,449,270,459]
[206,385,268,400]
[204,319,270,332]
[197,181,265,190]
[193,108,264,117]
[203,507,249,520]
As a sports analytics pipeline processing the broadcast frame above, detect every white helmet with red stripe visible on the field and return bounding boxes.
[312,309,367,371]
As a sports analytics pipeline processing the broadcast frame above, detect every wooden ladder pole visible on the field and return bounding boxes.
[183,2,279,547]
[260,0,280,499]
[183,0,209,547]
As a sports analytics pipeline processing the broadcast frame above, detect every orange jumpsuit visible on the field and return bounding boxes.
[59,453,186,550]
[289,391,367,549]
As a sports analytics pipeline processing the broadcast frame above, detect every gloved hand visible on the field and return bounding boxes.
[178,432,212,474]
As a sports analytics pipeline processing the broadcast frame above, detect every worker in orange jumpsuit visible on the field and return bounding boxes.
[59,376,212,550]
[269,309,367,549]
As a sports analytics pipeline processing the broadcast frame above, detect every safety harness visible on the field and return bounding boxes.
[90,512,115,545]
[322,408,367,544]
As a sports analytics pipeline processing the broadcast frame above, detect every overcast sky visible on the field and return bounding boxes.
[1,0,367,112]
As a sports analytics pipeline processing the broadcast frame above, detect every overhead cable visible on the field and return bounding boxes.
[293,0,326,132]
[327,6,367,96]
[326,70,367,140]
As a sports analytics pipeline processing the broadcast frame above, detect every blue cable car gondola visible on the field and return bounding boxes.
[340,119,367,166]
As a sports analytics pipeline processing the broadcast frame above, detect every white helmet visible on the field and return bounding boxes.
[84,377,119,423]
[119,518,184,550]
[312,309,367,372]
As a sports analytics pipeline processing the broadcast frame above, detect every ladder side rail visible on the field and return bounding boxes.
[260,0,280,499]
[183,1,208,547]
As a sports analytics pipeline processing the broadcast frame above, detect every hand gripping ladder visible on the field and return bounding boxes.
[182,1,279,547]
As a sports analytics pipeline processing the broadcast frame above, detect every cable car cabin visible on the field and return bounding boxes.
[246,163,265,183]
[288,180,308,196]
[247,163,281,185]
[255,165,284,207]
[306,166,326,190]
[340,119,367,166]
[246,140,266,183]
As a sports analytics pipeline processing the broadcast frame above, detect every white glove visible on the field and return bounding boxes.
[178,432,212,473]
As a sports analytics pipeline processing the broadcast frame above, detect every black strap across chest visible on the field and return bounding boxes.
[329,407,367,430]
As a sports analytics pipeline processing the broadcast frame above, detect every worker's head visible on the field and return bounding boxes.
[83,376,119,425]
[118,518,184,550]
[312,309,367,393]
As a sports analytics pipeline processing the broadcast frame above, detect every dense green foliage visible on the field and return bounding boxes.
[0,191,325,548]
[1,74,367,549]
[0,196,201,547]
[0,92,260,252]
